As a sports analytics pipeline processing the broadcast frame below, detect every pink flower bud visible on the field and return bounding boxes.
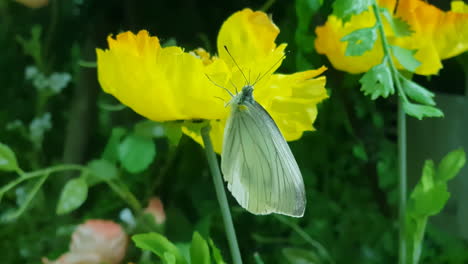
[43,220,127,264]
[144,197,166,224]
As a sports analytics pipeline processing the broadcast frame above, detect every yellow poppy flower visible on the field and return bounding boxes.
[315,0,468,75]
[97,9,328,153]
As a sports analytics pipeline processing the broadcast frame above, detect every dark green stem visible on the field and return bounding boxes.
[371,2,407,263]
[201,125,243,264]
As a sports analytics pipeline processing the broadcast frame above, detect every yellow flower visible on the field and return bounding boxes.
[97,9,328,153]
[315,0,468,75]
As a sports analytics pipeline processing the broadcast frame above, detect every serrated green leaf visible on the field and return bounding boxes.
[420,160,435,192]
[208,239,226,264]
[391,45,421,72]
[359,61,394,99]
[56,177,88,215]
[162,252,176,264]
[332,0,372,22]
[132,233,187,264]
[436,148,466,182]
[190,232,210,264]
[400,77,435,105]
[341,26,377,56]
[0,143,19,172]
[380,8,413,37]
[86,159,118,186]
[403,102,444,120]
[118,133,156,174]
[102,127,127,163]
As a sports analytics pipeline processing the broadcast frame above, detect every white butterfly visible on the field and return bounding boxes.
[218,47,306,217]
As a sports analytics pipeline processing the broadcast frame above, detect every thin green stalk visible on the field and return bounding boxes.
[275,215,335,264]
[371,2,407,264]
[201,125,243,264]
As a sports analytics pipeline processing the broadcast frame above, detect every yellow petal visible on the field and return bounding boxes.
[391,0,468,74]
[217,8,286,89]
[97,30,231,122]
[315,0,468,75]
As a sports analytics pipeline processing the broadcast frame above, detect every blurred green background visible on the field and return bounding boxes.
[1,0,467,263]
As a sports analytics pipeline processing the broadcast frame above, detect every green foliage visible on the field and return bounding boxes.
[0,143,20,172]
[1,1,467,264]
[359,58,394,99]
[332,0,372,22]
[56,177,88,215]
[402,102,444,120]
[390,46,421,72]
[133,231,225,264]
[341,26,377,56]
[118,133,157,174]
[406,149,466,264]
[380,8,413,37]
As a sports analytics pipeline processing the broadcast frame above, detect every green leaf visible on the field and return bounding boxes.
[359,60,394,99]
[341,26,377,56]
[436,148,466,182]
[380,8,413,37]
[132,233,187,264]
[118,133,156,174]
[56,177,88,215]
[190,232,210,264]
[403,101,444,120]
[282,247,320,263]
[400,77,435,106]
[208,239,226,264]
[332,0,372,22]
[86,159,119,186]
[163,252,177,264]
[0,143,20,172]
[391,45,421,72]
[102,127,127,163]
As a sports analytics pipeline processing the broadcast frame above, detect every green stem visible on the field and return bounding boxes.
[371,2,407,264]
[397,99,407,264]
[201,125,243,264]
[0,164,89,200]
[274,215,335,264]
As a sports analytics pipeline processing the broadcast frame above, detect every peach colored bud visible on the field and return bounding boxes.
[144,197,166,224]
[42,220,127,264]
[14,0,48,9]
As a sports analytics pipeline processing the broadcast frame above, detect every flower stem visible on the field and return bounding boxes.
[201,125,243,264]
[371,2,407,263]
[397,99,407,264]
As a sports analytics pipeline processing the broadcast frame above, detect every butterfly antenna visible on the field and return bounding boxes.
[224,45,250,85]
[205,73,234,97]
[252,53,287,86]
[230,79,239,94]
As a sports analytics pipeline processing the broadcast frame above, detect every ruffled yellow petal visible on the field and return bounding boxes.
[217,8,287,90]
[315,0,468,75]
[393,0,468,74]
[97,30,230,122]
[263,66,328,141]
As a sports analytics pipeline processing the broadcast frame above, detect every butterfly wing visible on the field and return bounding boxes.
[221,100,306,217]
